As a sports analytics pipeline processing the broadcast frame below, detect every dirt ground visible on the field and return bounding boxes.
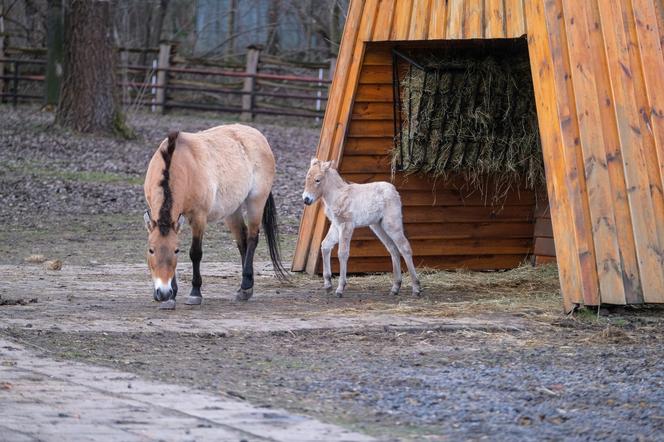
[1,106,664,441]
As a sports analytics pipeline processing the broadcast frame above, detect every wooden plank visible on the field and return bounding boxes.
[463,0,484,38]
[409,0,431,39]
[533,217,554,238]
[630,0,664,303]
[535,255,557,266]
[341,171,534,191]
[292,0,367,272]
[401,205,534,223]
[332,238,533,257]
[362,47,393,65]
[561,0,627,305]
[582,0,642,304]
[352,222,536,240]
[484,0,506,38]
[526,0,586,310]
[372,0,396,41]
[534,237,556,257]
[598,0,663,303]
[305,0,382,274]
[398,188,536,206]
[390,0,413,40]
[505,0,526,37]
[319,254,528,273]
[351,101,395,120]
[358,64,393,84]
[446,0,465,39]
[348,119,394,137]
[354,83,394,101]
[344,137,394,155]
[428,0,449,39]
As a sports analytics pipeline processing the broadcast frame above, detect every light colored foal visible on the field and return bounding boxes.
[302,158,421,297]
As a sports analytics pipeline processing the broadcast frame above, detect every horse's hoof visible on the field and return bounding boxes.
[390,289,400,296]
[185,296,202,305]
[159,299,176,310]
[236,287,253,301]
[412,289,422,297]
[324,284,334,294]
[335,291,343,298]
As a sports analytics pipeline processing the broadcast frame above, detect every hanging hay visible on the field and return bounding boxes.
[393,48,545,202]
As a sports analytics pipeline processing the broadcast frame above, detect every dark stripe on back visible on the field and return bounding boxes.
[157,131,179,235]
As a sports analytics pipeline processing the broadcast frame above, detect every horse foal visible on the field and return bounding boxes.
[302,158,420,297]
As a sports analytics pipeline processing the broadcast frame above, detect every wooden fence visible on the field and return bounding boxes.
[0,45,333,120]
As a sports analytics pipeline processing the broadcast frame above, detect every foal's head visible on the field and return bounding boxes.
[302,158,335,205]
[144,211,185,302]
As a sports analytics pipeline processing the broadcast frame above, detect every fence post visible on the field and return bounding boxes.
[0,5,5,99]
[241,45,261,122]
[155,43,171,113]
[12,60,19,107]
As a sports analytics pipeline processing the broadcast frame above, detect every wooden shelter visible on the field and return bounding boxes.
[292,0,664,311]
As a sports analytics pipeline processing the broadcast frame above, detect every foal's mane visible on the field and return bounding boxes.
[157,131,179,235]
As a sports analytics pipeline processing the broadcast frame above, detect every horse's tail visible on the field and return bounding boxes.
[262,192,289,280]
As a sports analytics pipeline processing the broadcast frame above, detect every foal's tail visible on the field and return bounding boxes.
[262,192,289,280]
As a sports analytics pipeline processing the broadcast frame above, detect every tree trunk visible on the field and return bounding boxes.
[266,0,280,54]
[45,0,64,106]
[56,0,128,135]
[226,0,238,57]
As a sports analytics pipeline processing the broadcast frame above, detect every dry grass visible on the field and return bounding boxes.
[24,254,47,263]
[324,264,562,320]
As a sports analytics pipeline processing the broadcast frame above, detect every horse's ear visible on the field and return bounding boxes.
[329,159,338,169]
[310,157,320,166]
[321,160,333,172]
[174,214,185,233]
[143,211,154,232]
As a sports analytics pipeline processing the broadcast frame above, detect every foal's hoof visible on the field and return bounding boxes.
[412,288,422,297]
[159,299,176,310]
[185,296,202,305]
[335,290,344,298]
[236,287,253,301]
[389,289,400,296]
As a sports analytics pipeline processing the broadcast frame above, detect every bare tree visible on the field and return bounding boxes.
[56,0,129,136]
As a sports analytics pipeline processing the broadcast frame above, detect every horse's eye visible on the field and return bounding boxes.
[149,248,154,255]
[174,248,180,254]
[315,178,321,183]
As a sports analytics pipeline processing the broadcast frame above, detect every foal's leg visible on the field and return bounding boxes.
[236,197,264,301]
[335,222,354,297]
[370,223,402,295]
[185,216,207,305]
[321,224,339,292]
[381,218,421,295]
[224,208,248,267]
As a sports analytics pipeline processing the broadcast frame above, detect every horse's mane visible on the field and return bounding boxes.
[157,131,179,235]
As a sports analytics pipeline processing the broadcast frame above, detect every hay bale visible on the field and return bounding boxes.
[393,50,545,202]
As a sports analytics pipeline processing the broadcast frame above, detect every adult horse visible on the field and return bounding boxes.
[143,125,287,308]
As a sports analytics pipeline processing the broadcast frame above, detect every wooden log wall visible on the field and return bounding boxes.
[293,0,664,309]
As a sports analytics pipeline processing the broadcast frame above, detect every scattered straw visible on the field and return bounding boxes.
[45,259,63,271]
[25,254,47,264]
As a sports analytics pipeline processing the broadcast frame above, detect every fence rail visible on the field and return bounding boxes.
[0,45,333,120]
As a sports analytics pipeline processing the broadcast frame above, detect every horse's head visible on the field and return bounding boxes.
[143,211,185,301]
[303,158,335,205]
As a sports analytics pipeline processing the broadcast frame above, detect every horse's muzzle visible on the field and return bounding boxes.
[153,287,174,302]
[303,196,313,205]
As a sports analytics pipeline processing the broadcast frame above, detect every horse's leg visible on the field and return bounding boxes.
[224,208,248,267]
[185,216,207,305]
[236,197,264,301]
[381,218,421,296]
[335,222,354,297]
[321,224,339,292]
[370,223,402,295]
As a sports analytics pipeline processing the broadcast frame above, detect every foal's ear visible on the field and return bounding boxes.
[174,214,185,233]
[310,157,320,167]
[143,211,155,232]
[320,160,333,172]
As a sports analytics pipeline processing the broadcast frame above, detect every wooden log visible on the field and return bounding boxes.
[401,205,534,223]
[155,43,171,113]
[446,0,464,39]
[534,237,556,257]
[372,0,396,41]
[390,0,413,40]
[240,46,260,121]
[351,101,395,120]
[505,0,526,38]
[409,0,431,40]
[358,64,393,84]
[463,0,483,39]
[355,83,394,101]
[344,137,394,155]
[331,238,533,258]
